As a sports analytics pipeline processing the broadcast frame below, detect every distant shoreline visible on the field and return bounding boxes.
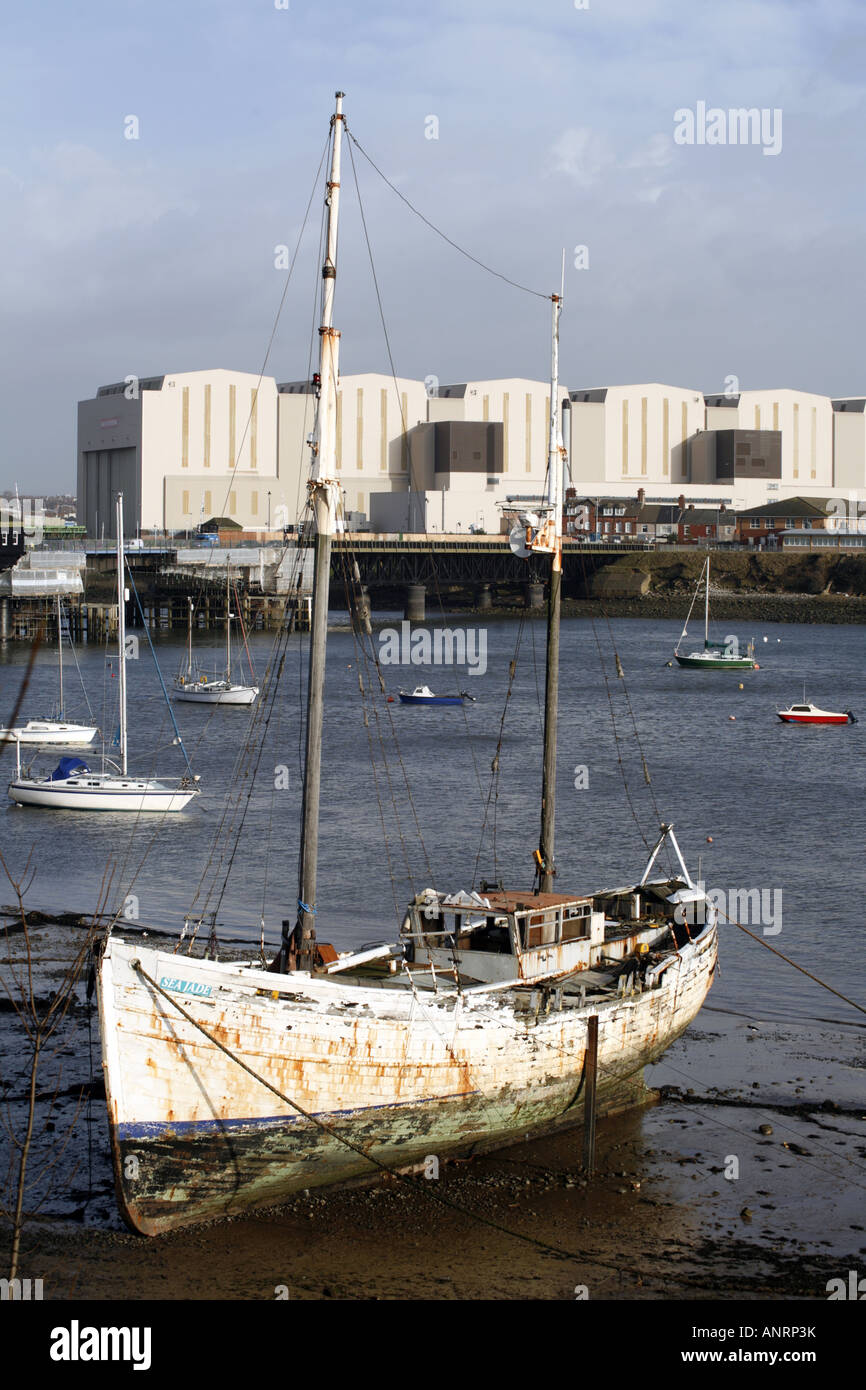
[364,594,866,626]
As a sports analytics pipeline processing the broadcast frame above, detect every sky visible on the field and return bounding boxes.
[2,0,865,491]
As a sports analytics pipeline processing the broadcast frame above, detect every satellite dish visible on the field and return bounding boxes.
[509,523,530,559]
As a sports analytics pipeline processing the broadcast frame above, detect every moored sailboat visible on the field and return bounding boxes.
[96,92,718,1236]
[674,557,757,669]
[172,572,259,706]
[0,595,98,748]
[8,496,200,812]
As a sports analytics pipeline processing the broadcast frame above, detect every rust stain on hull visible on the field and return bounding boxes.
[99,927,717,1236]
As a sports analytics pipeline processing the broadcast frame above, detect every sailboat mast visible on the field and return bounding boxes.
[225,567,231,680]
[116,493,128,776]
[57,593,63,717]
[704,556,710,647]
[538,288,564,894]
[296,91,346,971]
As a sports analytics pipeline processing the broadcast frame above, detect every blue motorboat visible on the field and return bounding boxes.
[397,685,475,706]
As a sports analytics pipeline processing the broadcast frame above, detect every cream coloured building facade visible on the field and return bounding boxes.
[569,383,705,492]
[831,398,866,493]
[78,369,285,535]
[78,368,866,535]
[277,373,429,525]
[569,383,853,510]
[426,378,568,482]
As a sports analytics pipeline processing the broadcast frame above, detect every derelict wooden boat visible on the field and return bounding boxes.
[100,862,717,1234]
[97,92,718,1236]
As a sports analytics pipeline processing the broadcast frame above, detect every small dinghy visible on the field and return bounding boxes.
[777,701,855,725]
[397,685,475,706]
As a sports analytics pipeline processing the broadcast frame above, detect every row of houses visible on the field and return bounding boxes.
[565,491,859,546]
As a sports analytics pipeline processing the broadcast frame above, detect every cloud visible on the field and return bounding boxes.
[625,133,674,171]
[548,127,615,188]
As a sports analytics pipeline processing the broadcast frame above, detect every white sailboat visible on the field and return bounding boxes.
[8,495,200,812]
[172,572,259,705]
[674,557,757,669]
[96,93,717,1235]
[0,595,98,747]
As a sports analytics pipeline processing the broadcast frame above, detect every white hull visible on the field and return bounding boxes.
[8,775,198,812]
[98,921,717,1234]
[173,682,259,705]
[0,721,99,747]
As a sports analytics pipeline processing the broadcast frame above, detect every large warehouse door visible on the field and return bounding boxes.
[82,447,137,537]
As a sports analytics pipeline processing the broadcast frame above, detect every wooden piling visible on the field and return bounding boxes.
[584,1015,599,1175]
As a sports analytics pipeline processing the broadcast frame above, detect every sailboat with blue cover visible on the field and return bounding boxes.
[8,495,200,812]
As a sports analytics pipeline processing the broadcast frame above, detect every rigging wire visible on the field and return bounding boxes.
[125,567,196,780]
[179,129,331,627]
[348,132,549,301]
[58,600,97,726]
[345,128,486,827]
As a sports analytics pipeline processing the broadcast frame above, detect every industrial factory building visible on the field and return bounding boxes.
[77,370,866,535]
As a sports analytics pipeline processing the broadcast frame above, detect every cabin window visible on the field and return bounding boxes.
[516,903,592,949]
[561,905,591,942]
[519,909,559,949]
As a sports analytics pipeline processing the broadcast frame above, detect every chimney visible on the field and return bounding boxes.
[678,494,685,509]
[719,501,726,513]
[637,487,646,508]
[688,503,695,511]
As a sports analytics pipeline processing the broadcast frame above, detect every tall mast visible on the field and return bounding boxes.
[538,286,564,893]
[296,91,346,972]
[116,493,128,775]
[225,567,231,680]
[704,556,710,647]
[57,593,63,717]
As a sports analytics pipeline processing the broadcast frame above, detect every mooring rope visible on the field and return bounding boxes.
[720,908,865,1016]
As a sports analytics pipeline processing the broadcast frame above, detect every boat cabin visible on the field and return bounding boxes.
[401,888,625,985]
[394,875,702,988]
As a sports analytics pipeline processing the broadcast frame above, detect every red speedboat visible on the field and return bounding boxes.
[777,701,856,725]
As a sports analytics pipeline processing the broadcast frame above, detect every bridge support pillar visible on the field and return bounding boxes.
[0,597,9,641]
[405,584,426,622]
[476,583,492,612]
[525,581,545,610]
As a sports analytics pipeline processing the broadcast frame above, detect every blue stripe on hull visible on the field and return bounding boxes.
[116,1089,480,1141]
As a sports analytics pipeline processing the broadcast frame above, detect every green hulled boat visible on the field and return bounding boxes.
[674,557,757,669]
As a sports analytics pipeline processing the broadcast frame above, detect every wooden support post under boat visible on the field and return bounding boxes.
[584,1014,598,1175]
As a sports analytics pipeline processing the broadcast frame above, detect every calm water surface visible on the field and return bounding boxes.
[1,612,864,1031]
